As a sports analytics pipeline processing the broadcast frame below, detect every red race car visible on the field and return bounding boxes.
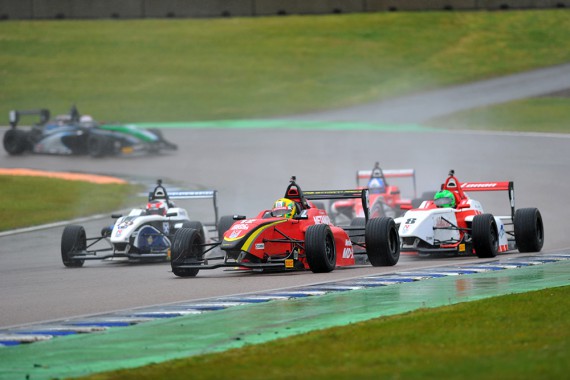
[170,177,400,277]
[330,162,422,225]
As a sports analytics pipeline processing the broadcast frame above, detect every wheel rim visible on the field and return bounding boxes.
[325,234,334,264]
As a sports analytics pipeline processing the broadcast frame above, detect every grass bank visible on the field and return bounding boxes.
[0,176,141,231]
[1,10,570,122]
[81,285,570,380]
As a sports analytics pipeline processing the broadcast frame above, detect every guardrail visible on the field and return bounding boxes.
[0,0,568,21]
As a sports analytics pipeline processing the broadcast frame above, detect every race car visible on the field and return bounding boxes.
[3,106,177,157]
[170,176,400,277]
[330,162,422,224]
[60,180,219,267]
[395,170,544,258]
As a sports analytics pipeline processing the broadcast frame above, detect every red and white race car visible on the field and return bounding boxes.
[170,177,400,277]
[395,170,544,258]
[330,162,423,225]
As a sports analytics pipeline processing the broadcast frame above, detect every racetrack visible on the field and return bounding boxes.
[1,65,569,329]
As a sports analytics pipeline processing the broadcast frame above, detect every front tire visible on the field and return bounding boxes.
[61,225,86,267]
[171,228,204,277]
[472,214,498,258]
[514,208,544,253]
[365,217,400,266]
[3,129,30,155]
[305,224,336,273]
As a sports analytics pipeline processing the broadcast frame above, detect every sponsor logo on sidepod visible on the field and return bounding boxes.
[343,239,354,258]
[313,215,331,224]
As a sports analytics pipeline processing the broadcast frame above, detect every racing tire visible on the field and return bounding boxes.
[61,225,86,268]
[514,208,544,253]
[217,215,235,241]
[3,129,30,155]
[87,135,109,157]
[171,227,204,277]
[305,224,336,273]
[472,214,499,258]
[180,221,204,236]
[365,217,400,266]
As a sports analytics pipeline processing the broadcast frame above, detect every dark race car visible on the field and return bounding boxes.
[3,106,177,157]
[170,176,400,277]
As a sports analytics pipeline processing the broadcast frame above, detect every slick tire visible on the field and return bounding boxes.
[61,225,86,268]
[305,224,336,273]
[180,221,204,237]
[472,214,499,258]
[3,129,30,155]
[171,227,204,277]
[217,215,236,242]
[365,217,400,266]
[514,208,544,253]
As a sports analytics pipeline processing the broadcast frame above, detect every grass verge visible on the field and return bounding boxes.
[0,176,142,231]
[80,285,570,380]
[1,10,570,122]
[426,97,570,133]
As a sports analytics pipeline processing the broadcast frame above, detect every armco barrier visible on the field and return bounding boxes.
[0,0,568,20]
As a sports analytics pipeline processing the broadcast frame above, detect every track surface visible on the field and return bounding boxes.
[1,64,569,329]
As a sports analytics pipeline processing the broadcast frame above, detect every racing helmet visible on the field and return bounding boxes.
[434,190,456,208]
[272,198,296,218]
[368,177,385,194]
[146,200,168,216]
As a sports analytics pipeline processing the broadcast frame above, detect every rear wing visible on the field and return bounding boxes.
[169,190,219,227]
[357,168,417,198]
[460,181,515,219]
[304,189,370,222]
[9,109,50,128]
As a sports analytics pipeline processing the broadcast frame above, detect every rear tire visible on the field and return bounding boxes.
[171,228,204,277]
[305,224,336,273]
[61,225,86,267]
[365,217,400,266]
[3,129,30,155]
[514,208,544,253]
[472,214,498,258]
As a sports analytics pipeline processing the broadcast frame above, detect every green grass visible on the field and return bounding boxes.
[0,176,142,231]
[1,10,570,123]
[426,97,570,133]
[81,285,570,380]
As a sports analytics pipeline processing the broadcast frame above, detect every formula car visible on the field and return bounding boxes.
[3,106,177,157]
[170,176,400,277]
[330,162,422,224]
[60,180,219,267]
[395,170,544,258]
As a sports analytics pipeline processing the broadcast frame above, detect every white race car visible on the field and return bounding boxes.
[395,170,544,258]
[61,180,219,267]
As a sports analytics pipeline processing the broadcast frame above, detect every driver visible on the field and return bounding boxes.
[146,200,168,216]
[272,198,296,218]
[433,190,456,208]
[368,177,385,194]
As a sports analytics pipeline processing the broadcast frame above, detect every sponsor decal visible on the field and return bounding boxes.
[116,229,122,237]
[403,224,410,233]
[313,215,331,224]
[342,239,354,258]
[461,183,497,188]
[405,218,416,224]
[255,243,265,250]
[163,222,170,235]
[231,223,250,231]
[434,217,451,228]
[459,244,465,252]
[229,230,241,239]
[285,259,294,268]
[499,224,505,238]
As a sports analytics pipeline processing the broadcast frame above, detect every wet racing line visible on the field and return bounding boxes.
[0,251,569,379]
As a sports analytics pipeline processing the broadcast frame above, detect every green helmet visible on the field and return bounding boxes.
[434,190,456,208]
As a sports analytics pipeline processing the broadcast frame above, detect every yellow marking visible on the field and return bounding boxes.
[459,244,465,252]
[241,220,288,251]
[285,259,294,268]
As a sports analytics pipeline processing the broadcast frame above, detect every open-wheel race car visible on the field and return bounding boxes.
[395,170,544,258]
[170,176,400,277]
[3,106,177,157]
[330,162,427,224]
[61,180,219,267]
